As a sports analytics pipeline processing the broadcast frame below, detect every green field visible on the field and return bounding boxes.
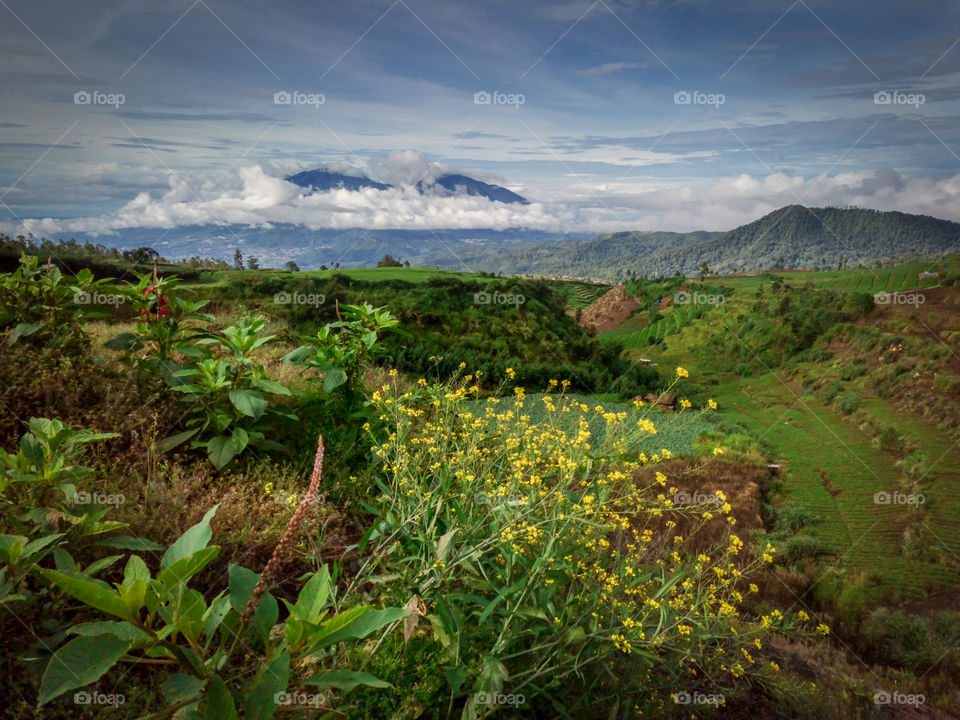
[710,373,960,601]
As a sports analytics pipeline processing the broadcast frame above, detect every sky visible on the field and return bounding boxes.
[2,0,960,239]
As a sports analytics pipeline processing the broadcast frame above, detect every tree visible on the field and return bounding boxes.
[377,254,403,268]
[320,264,329,271]
[233,249,244,270]
[246,256,260,270]
[284,261,300,272]
[122,247,159,264]
[699,261,709,281]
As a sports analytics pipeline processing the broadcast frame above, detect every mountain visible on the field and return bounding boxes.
[286,169,529,204]
[61,225,591,269]
[417,174,529,204]
[411,206,960,280]
[286,169,392,192]
[34,205,960,277]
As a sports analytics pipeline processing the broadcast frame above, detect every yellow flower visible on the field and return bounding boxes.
[676,366,689,378]
[389,368,398,377]
[262,482,273,495]
[505,367,515,380]
[816,623,830,635]
[708,398,718,410]
[797,610,810,621]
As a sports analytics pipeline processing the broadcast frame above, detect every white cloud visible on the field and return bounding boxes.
[578,61,645,76]
[7,165,959,239]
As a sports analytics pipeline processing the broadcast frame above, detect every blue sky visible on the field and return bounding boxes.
[2,0,960,236]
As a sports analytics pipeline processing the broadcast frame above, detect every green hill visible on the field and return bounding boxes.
[412,205,960,281]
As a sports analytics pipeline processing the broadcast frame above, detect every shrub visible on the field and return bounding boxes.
[345,370,820,716]
[838,362,867,381]
[839,392,863,415]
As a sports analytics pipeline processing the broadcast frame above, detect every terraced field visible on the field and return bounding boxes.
[711,373,960,601]
[546,280,611,309]
[602,304,713,348]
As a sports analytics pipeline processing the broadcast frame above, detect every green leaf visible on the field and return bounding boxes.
[228,564,258,613]
[20,533,65,562]
[162,505,218,569]
[38,633,129,705]
[252,378,291,395]
[207,429,248,470]
[203,675,238,720]
[290,567,330,622]
[157,546,220,590]
[82,554,124,577]
[162,673,206,704]
[68,621,150,644]
[304,670,391,691]
[251,593,278,642]
[436,528,456,564]
[228,389,267,420]
[155,428,200,454]
[304,607,408,654]
[8,322,43,343]
[245,650,290,720]
[39,570,131,620]
[123,555,151,586]
[95,535,164,551]
[322,368,348,393]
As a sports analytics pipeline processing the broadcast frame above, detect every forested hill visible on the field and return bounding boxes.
[410,205,960,280]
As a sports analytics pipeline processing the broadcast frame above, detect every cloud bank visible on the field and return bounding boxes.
[8,152,960,239]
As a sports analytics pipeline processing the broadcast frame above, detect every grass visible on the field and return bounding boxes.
[709,372,959,602]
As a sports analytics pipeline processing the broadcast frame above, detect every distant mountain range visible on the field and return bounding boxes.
[45,205,960,279]
[286,169,529,204]
[410,205,960,280]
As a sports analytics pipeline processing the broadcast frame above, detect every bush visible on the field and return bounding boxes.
[345,371,820,716]
[822,381,844,402]
[838,362,867,381]
[839,392,863,415]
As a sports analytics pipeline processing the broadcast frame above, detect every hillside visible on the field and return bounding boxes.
[2,253,959,719]
[412,206,960,281]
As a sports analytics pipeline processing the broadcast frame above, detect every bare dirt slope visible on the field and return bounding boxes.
[578,284,639,333]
